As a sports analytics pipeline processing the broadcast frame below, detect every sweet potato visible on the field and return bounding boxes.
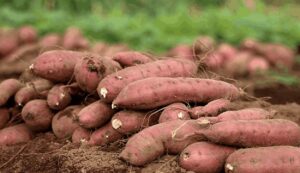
[113,77,240,110]
[74,54,121,93]
[103,44,129,57]
[91,42,108,55]
[63,27,89,50]
[52,105,82,138]
[98,58,198,103]
[158,103,190,123]
[256,43,294,67]
[112,51,153,67]
[0,108,10,129]
[47,83,81,110]
[88,122,124,146]
[224,52,252,76]
[19,68,39,83]
[203,52,224,70]
[21,99,54,132]
[168,44,194,61]
[202,119,300,147]
[0,124,33,146]
[31,50,83,82]
[15,78,53,106]
[120,120,205,166]
[225,146,300,173]
[179,142,236,173]
[0,30,19,56]
[77,101,114,129]
[0,79,23,106]
[111,110,159,134]
[247,56,270,74]
[72,127,91,143]
[190,99,230,118]
[194,36,215,56]
[197,108,272,125]
[47,84,72,110]
[217,43,238,62]
[18,26,37,44]
[39,33,61,48]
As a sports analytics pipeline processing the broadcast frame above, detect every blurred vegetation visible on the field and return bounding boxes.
[0,0,299,52]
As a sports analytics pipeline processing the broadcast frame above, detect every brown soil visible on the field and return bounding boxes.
[0,100,299,173]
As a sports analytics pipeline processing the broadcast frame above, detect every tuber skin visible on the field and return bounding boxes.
[21,99,54,132]
[15,78,53,106]
[52,105,82,139]
[0,108,10,129]
[119,120,206,166]
[77,101,115,129]
[32,50,83,82]
[47,83,81,110]
[72,127,91,144]
[190,98,230,118]
[112,51,153,67]
[39,33,61,48]
[18,26,38,44]
[88,122,124,146]
[225,146,300,173]
[112,77,240,110]
[111,110,159,135]
[0,124,33,146]
[97,58,198,103]
[0,79,23,106]
[202,119,300,147]
[159,103,190,123]
[74,54,122,93]
[179,142,236,173]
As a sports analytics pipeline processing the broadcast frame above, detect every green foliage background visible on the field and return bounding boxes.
[0,0,299,52]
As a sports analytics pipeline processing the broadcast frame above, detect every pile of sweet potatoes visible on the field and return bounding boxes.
[167,36,296,77]
[0,26,299,173]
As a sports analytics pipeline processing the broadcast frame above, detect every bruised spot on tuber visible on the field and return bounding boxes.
[24,113,35,121]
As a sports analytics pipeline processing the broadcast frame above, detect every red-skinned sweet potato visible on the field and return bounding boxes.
[158,103,190,123]
[52,105,82,139]
[72,127,91,144]
[21,99,54,132]
[63,27,89,50]
[90,42,108,55]
[225,146,300,173]
[15,78,53,106]
[18,26,37,44]
[120,120,205,166]
[31,50,83,82]
[0,124,33,146]
[190,99,230,118]
[77,101,115,129]
[217,43,238,62]
[168,44,194,61]
[111,110,159,134]
[224,52,252,76]
[0,79,23,106]
[39,33,61,48]
[98,58,198,103]
[0,108,10,129]
[47,83,82,110]
[0,30,19,57]
[74,54,121,93]
[247,56,269,74]
[202,119,300,147]
[112,51,153,67]
[194,36,215,56]
[179,142,236,173]
[88,122,124,146]
[113,77,240,110]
